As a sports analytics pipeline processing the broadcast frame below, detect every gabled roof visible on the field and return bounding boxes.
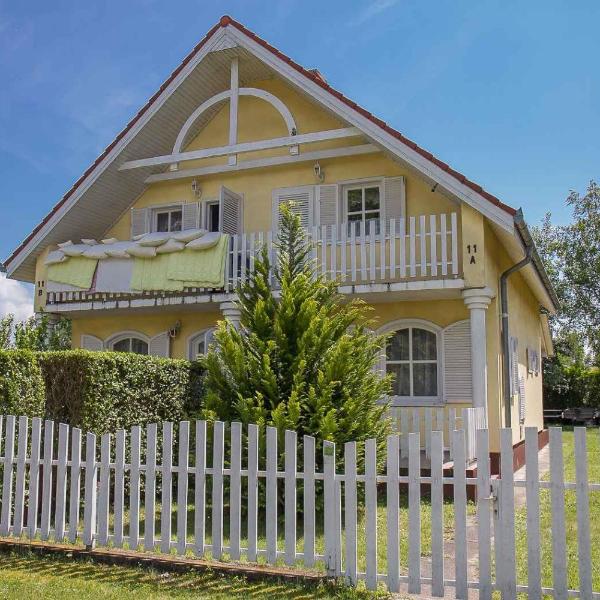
[5,14,518,282]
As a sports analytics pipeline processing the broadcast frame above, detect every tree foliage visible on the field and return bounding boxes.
[202,203,392,460]
[0,313,71,351]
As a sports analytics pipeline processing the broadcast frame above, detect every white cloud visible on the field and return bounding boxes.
[349,0,400,26]
[0,273,34,322]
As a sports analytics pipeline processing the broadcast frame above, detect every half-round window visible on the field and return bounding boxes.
[109,335,149,355]
[386,326,439,400]
[188,328,215,360]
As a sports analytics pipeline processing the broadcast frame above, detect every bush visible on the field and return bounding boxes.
[38,350,205,434]
[0,350,45,417]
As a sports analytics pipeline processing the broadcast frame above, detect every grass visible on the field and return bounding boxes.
[0,550,390,599]
[514,428,600,594]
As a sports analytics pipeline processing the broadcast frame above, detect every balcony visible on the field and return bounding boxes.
[45,213,460,311]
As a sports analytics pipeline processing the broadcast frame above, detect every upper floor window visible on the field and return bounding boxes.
[345,183,382,235]
[188,328,215,360]
[109,334,149,355]
[386,325,439,400]
[154,206,182,232]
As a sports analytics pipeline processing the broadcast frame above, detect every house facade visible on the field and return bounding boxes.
[3,16,557,458]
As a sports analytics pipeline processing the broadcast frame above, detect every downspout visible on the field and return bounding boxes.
[500,214,533,428]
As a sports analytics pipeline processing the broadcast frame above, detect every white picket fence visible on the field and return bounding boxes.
[0,415,598,598]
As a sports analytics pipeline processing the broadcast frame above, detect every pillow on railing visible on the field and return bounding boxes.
[138,232,172,247]
[45,250,67,265]
[171,228,207,243]
[101,237,119,245]
[185,231,221,250]
[62,244,86,257]
[104,242,136,258]
[82,245,108,259]
[126,245,157,258]
[81,238,98,245]
[57,240,73,249]
[156,239,186,254]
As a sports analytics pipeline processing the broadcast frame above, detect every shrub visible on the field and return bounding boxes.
[38,350,204,434]
[0,350,46,417]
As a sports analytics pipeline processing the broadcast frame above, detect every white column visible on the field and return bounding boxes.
[462,287,493,411]
[220,301,241,330]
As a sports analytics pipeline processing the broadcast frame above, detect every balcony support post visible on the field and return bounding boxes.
[220,301,241,330]
[462,287,493,414]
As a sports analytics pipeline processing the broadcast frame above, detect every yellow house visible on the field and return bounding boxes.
[3,16,557,468]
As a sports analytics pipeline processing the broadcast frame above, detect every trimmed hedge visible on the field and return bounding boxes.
[0,350,45,417]
[0,349,205,434]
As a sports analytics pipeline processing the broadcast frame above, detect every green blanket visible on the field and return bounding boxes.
[47,257,98,289]
[131,235,229,291]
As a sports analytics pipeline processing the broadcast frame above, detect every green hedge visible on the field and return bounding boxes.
[0,349,205,434]
[0,350,45,417]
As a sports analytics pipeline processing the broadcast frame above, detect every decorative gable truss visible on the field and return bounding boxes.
[119,58,375,183]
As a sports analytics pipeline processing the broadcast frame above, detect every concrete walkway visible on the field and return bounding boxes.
[393,445,551,599]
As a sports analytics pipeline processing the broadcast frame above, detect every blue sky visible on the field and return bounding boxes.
[1,0,599,270]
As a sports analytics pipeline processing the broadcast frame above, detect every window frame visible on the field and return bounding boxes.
[187,328,216,360]
[106,331,150,355]
[378,319,444,406]
[202,200,220,232]
[151,204,183,233]
[343,181,383,235]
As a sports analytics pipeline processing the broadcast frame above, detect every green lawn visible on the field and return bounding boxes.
[0,550,389,599]
[514,428,600,594]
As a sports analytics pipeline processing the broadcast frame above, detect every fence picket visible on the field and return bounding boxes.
[549,427,568,599]
[525,427,541,599]
[194,420,207,556]
[247,423,259,562]
[408,432,421,594]
[430,430,444,597]
[365,438,378,591]
[114,429,126,548]
[161,422,173,554]
[440,213,448,275]
[83,432,97,547]
[303,435,316,568]
[54,422,69,541]
[27,417,42,539]
[574,427,592,598]
[177,421,190,556]
[323,440,336,577]
[360,221,367,281]
[500,428,517,600]
[419,215,427,276]
[13,416,28,537]
[453,428,468,599]
[284,430,297,567]
[386,434,400,593]
[476,428,492,600]
[40,419,54,541]
[144,423,157,551]
[409,216,416,276]
[0,415,15,537]
[229,422,242,561]
[266,426,278,564]
[68,427,82,543]
[211,421,225,560]
[344,441,358,585]
[129,425,141,551]
[430,214,438,276]
[97,433,111,546]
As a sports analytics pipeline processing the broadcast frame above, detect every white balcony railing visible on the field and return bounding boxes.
[46,213,459,306]
[226,213,459,290]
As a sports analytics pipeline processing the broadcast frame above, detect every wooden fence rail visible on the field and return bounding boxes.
[0,414,598,598]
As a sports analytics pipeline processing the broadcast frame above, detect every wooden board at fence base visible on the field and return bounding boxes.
[0,415,597,597]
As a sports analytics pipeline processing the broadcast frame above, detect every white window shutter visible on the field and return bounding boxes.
[518,375,526,423]
[317,184,338,226]
[510,336,519,397]
[384,176,406,225]
[442,320,472,403]
[182,202,200,230]
[81,334,104,352]
[131,207,149,238]
[272,186,314,232]
[219,187,243,235]
[149,332,170,357]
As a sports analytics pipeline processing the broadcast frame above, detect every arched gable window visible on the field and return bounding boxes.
[381,320,442,403]
[188,328,215,360]
[107,332,149,355]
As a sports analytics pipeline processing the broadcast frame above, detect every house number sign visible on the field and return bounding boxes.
[466,243,477,264]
